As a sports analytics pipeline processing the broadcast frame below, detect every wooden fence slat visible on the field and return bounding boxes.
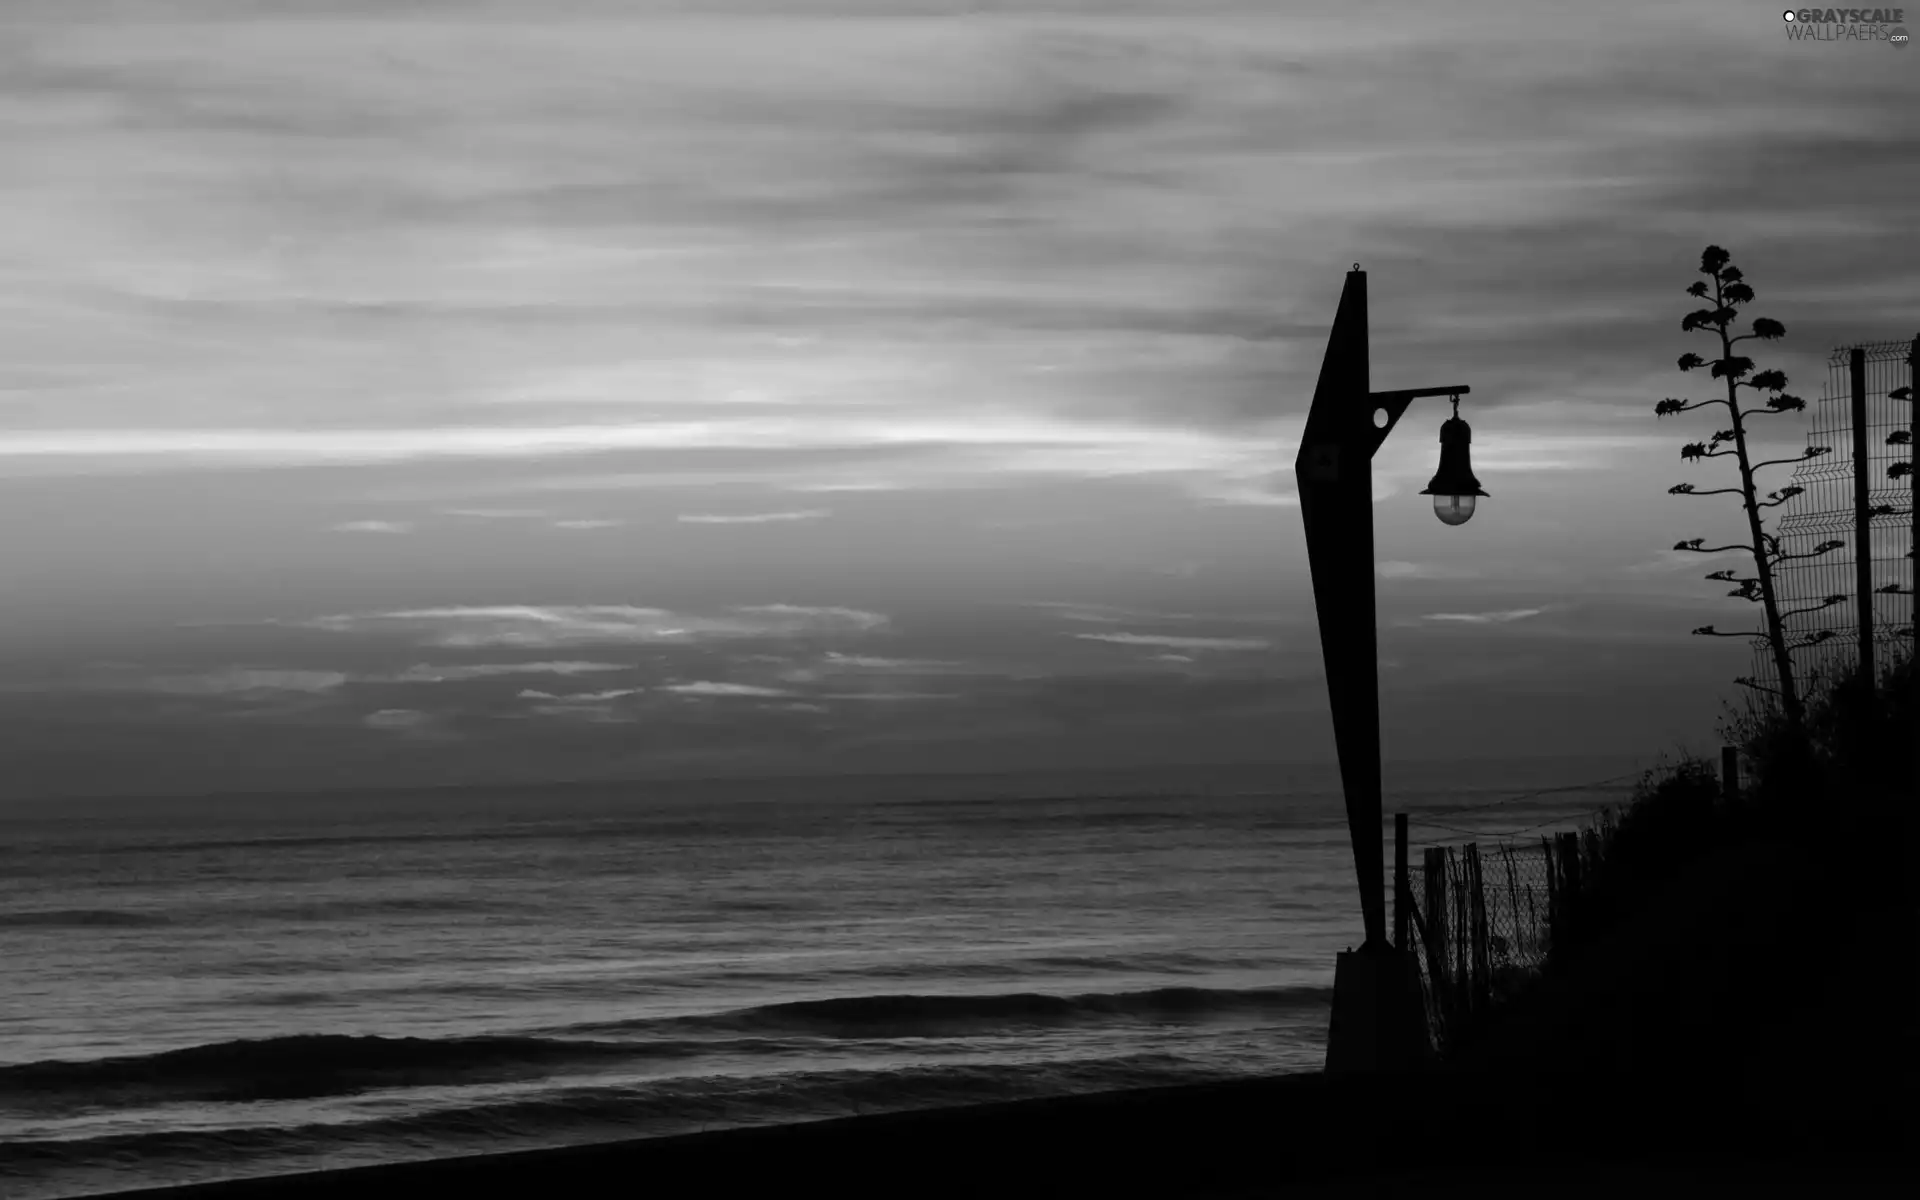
[1453,846,1470,1022]
[1423,846,1449,1038]
[1466,843,1489,1013]
[1557,831,1582,950]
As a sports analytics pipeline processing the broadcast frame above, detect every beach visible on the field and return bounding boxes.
[77,1068,1906,1198]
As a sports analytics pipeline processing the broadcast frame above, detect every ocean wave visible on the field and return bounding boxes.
[579,982,1332,1039]
[0,983,1326,1113]
[0,1055,1222,1185]
[0,1033,717,1108]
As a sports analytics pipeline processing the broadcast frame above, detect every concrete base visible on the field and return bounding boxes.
[1324,943,1434,1073]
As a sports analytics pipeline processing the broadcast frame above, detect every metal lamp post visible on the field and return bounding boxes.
[1293,264,1485,1072]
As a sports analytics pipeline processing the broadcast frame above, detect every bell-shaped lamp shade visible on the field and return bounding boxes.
[1418,414,1488,527]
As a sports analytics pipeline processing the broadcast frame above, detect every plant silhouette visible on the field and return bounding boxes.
[1656,244,1842,728]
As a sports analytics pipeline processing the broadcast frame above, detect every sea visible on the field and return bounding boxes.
[0,755,1645,1199]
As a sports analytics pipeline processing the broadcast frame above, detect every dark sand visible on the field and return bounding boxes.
[85,1067,1905,1199]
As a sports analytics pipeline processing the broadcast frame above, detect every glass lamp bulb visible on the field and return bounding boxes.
[1433,494,1476,526]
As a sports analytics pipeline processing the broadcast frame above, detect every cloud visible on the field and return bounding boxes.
[329,520,413,534]
[517,687,644,702]
[438,508,550,519]
[817,653,970,672]
[0,4,1909,494]
[1017,601,1301,632]
[1073,632,1272,651]
[1018,601,1200,624]
[771,651,1002,689]
[298,604,889,648]
[818,692,961,702]
[513,684,647,723]
[1378,561,1482,581]
[1188,475,1301,508]
[363,708,433,730]
[1,1,1912,795]
[1619,548,1749,576]
[552,518,625,529]
[782,481,906,494]
[144,668,350,695]
[660,681,792,698]
[677,509,830,525]
[1420,608,1547,624]
[0,417,1288,486]
[732,604,890,628]
[388,661,629,683]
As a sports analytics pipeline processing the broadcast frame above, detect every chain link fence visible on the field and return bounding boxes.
[1401,835,1589,1055]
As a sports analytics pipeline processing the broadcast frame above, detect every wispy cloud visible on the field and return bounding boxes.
[1019,601,1200,625]
[388,661,628,683]
[777,651,991,686]
[1378,560,1482,581]
[1074,632,1271,651]
[0,417,1287,483]
[818,692,961,703]
[145,669,349,695]
[817,653,970,673]
[514,685,646,723]
[1619,548,1749,576]
[517,687,644,702]
[1420,608,1548,624]
[660,681,792,698]
[329,520,413,534]
[677,509,830,525]
[1019,601,1300,631]
[363,708,435,732]
[552,518,625,529]
[298,604,888,648]
[438,508,550,520]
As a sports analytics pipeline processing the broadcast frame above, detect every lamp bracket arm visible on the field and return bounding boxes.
[1363,385,1473,458]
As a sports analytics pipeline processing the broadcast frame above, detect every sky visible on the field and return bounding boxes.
[0,0,1914,798]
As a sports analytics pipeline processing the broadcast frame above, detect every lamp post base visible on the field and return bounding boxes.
[1324,942,1434,1073]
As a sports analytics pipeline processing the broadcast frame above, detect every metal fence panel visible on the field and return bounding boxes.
[1747,337,1916,694]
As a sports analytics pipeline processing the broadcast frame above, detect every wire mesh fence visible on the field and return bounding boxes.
[1400,835,1584,1055]
[1747,336,1917,696]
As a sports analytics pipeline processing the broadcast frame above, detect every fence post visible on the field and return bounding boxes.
[1542,835,1558,952]
[1908,336,1917,604]
[1851,346,1874,687]
[1501,844,1522,963]
[1394,813,1410,953]
[1423,846,1449,1031]
[1556,832,1582,947]
[1720,745,1741,806]
[1465,843,1490,1014]
[1452,847,1470,1021]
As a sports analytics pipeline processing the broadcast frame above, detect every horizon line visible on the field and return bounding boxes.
[0,750,1663,806]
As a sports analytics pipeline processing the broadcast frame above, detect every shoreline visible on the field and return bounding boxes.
[75,1067,1903,1199]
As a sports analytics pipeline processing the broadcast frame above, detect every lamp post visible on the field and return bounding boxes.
[1293,264,1485,1072]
